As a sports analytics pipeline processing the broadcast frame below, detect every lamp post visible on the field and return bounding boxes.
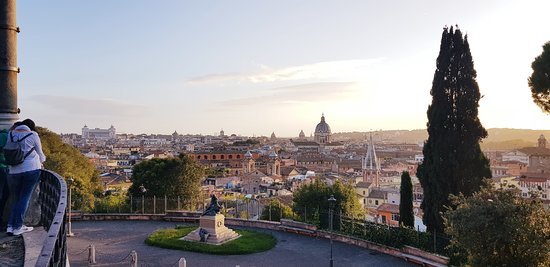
[328,194,336,267]
[139,184,147,214]
[67,177,75,237]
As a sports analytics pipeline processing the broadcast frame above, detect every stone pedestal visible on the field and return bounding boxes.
[182,214,239,245]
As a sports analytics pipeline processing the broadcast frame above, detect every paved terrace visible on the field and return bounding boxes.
[68,221,414,267]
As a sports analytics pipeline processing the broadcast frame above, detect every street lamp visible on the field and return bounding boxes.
[139,184,147,214]
[67,177,75,237]
[328,194,336,267]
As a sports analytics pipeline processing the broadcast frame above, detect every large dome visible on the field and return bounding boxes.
[315,114,331,134]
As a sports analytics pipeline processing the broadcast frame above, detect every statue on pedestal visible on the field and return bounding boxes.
[182,194,239,244]
[202,195,221,216]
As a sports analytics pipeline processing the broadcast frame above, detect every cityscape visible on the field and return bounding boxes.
[0,1,549,267]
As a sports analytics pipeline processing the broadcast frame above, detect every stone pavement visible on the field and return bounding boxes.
[68,221,413,267]
[0,226,47,267]
[0,232,24,267]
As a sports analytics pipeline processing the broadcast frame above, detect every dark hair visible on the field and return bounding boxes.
[10,121,22,130]
[21,119,36,131]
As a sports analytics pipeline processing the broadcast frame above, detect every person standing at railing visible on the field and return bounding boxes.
[5,119,46,236]
[0,127,8,231]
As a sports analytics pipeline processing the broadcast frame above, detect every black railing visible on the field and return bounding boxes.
[34,170,68,267]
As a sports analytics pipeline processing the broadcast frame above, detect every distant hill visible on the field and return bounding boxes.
[333,128,550,150]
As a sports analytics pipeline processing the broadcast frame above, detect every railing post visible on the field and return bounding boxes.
[154,195,156,214]
[131,250,138,267]
[164,195,167,214]
[433,229,437,252]
[130,195,133,213]
[88,244,96,264]
[142,195,145,214]
[178,196,180,210]
[279,201,282,220]
[67,177,74,237]
[339,210,342,230]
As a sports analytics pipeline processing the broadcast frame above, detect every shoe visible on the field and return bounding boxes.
[6,226,13,234]
[12,226,33,236]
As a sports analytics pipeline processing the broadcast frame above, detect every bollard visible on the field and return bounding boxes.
[178,257,187,267]
[88,244,96,264]
[130,250,138,267]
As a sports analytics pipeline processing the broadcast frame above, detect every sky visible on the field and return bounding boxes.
[15,0,550,137]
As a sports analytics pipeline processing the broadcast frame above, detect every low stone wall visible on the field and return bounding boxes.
[76,213,166,221]
[402,246,449,266]
[225,217,281,231]
[317,230,403,258]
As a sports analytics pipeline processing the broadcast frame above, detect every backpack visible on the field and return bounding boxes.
[3,132,35,166]
[0,129,7,167]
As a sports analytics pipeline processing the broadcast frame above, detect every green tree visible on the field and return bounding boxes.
[38,127,102,211]
[399,171,414,228]
[444,183,550,267]
[528,41,550,113]
[292,180,363,229]
[417,26,491,233]
[260,199,294,222]
[93,190,128,213]
[129,154,204,199]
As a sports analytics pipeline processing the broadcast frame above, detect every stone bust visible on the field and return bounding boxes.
[202,194,221,216]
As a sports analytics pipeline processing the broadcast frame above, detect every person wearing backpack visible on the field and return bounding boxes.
[0,128,9,230]
[5,119,46,236]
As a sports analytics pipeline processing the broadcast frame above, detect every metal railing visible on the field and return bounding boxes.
[34,170,68,267]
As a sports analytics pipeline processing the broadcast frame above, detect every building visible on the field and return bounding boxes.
[82,125,116,140]
[502,150,529,165]
[376,203,400,226]
[355,181,374,208]
[518,173,549,201]
[298,130,306,139]
[524,135,550,173]
[314,114,332,145]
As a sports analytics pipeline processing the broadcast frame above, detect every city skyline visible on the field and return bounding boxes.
[15,0,550,136]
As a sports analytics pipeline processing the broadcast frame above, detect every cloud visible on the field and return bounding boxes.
[187,59,384,84]
[218,82,357,107]
[28,95,149,117]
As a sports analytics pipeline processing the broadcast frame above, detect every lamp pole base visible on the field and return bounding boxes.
[0,113,18,130]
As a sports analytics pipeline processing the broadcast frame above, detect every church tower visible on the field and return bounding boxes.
[242,151,255,173]
[538,134,547,148]
[362,133,380,187]
[266,151,281,176]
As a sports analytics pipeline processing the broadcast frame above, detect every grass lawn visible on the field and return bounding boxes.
[145,226,277,255]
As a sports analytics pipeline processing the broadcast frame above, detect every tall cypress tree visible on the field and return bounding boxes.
[399,171,414,228]
[417,26,491,233]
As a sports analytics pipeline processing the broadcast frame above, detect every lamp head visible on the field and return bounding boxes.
[328,194,336,207]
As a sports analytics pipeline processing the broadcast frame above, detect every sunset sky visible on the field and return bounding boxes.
[16,0,550,136]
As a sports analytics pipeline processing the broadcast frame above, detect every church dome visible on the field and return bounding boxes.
[315,114,331,134]
[269,151,278,159]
